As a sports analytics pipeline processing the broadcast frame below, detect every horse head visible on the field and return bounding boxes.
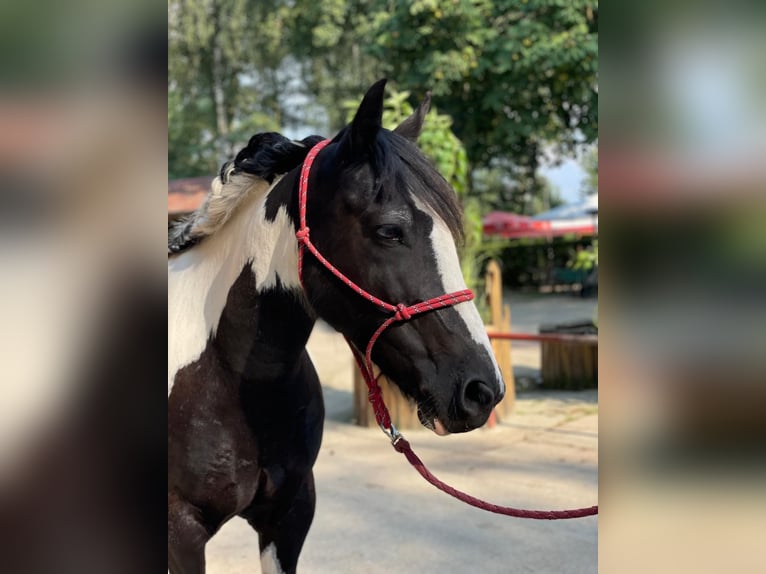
[300,79,505,434]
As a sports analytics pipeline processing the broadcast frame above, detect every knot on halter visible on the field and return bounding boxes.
[394,303,412,321]
[295,227,310,243]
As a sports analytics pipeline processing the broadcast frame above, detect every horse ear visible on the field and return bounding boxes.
[350,78,387,151]
[393,91,431,142]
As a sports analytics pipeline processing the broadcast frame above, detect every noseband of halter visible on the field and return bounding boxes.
[295,138,474,438]
[295,139,598,520]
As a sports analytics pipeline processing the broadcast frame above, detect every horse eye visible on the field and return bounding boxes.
[375,224,404,242]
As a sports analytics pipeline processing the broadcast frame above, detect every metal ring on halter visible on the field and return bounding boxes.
[381,422,402,445]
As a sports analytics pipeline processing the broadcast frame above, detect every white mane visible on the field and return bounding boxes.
[168,165,263,253]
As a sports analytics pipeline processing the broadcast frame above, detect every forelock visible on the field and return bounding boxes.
[373,131,464,243]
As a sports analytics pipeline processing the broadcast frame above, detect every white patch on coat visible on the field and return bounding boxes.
[413,198,505,393]
[168,175,299,394]
[260,543,285,574]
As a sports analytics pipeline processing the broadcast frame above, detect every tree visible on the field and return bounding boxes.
[168,0,388,178]
[168,0,598,210]
[168,0,292,176]
[369,0,598,185]
[286,0,383,132]
[168,86,218,179]
[580,145,598,198]
[472,162,563,215]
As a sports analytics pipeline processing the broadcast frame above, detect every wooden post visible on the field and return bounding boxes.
[353,366,420,429]
[540,322,598,389]
[484,260,515,421]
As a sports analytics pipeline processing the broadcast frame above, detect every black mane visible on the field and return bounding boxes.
[231,133,326,183]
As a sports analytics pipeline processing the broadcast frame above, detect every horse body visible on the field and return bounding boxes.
[169,160,323,573]
[168,80,504,573]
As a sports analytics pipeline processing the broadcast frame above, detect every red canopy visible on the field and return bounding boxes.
[482,211,596,239]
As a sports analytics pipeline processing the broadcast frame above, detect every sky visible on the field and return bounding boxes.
[540,155,587,204]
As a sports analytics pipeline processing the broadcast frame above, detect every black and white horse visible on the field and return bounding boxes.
[168,79,505,574]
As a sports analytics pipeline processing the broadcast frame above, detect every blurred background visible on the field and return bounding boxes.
[600,2,766,572]
[0,1,166,572]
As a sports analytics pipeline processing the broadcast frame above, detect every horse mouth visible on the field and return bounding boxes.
[417,405,450,436]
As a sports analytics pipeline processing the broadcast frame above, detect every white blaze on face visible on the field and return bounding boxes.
[168,176,300,395]
[413,198,505,394]
[260,543,285,574]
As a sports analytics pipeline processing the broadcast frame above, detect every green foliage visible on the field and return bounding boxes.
[169,0,597,195]
[472,162,563,215]
[498,236,594,290]
[168,88,217,179]
[460,196,505,295]
[369,0,598,184]
[169,0,291,176]
[568,240,598,271]
[580,144,598,198]
[287,0,383,131]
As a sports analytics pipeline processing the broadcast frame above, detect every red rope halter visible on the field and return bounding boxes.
[296,139,597,520]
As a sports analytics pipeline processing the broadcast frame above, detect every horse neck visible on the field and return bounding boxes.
[168,171,314,387]
[213,273,314,383]
[212,173,315,382]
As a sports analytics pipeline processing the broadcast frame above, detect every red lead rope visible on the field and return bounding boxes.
[296,139,598,520]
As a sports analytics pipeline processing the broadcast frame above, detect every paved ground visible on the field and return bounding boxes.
[206,293,598,573]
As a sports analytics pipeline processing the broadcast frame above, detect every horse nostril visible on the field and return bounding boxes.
[460,379,495,416]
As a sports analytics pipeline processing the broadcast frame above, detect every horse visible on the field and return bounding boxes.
[168,79,505,574]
